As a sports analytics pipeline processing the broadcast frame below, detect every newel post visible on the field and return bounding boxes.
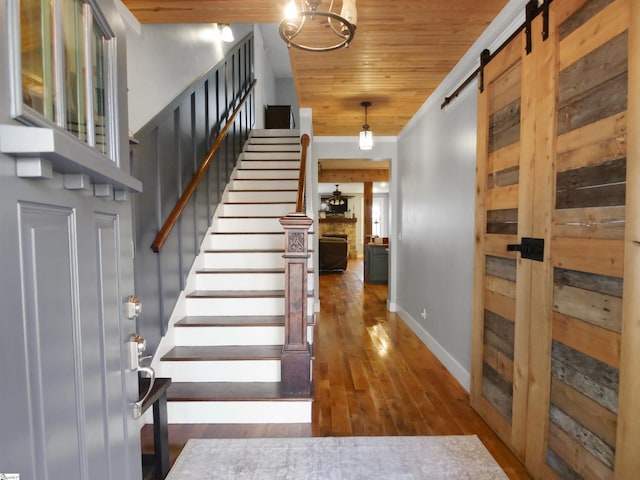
[279,213,313,397]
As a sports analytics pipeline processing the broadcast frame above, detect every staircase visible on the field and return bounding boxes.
[153,129,315,424]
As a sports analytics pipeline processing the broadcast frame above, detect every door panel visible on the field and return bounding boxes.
[472,0,635,478]
[18,203,85,479]
[0,177,140,480]
[471,32,526,453]
[543,1,628,477]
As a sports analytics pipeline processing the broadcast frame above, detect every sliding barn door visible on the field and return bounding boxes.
[471,30,531,458]
[473,0,639,478]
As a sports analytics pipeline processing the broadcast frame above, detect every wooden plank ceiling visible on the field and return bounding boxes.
[121,0,509,136]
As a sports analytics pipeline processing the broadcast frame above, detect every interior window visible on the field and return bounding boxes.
[21,0,56,120]
[18,0,114,159]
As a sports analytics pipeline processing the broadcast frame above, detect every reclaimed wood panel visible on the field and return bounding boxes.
[488,142,520,173]
[489,99,521,152]
[486,184,519,211]
[554,206,626,240]
[490,61,522,113]
[554,267,623,297]
[547,422,614,480]
[484,343,514,383]
[487,209,518,235]
[556,158,626,209]
[559,0,629,70]
[551,377,617,447]
[488,167,519,189]
[484,234,518,259]
[551,340,619,414]
[485,255,517,282]
[552,237,624,278]
[556,112,626,173]
[486,275,516,299]
[553,284,622,333]
[482,362,513,421]
[558,0,615,40]
[485,289,516,322]
[553,311,621,368]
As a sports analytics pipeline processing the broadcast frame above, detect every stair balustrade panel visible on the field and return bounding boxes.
[131,34,255,354]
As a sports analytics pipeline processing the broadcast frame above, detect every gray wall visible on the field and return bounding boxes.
[126,23,255,132]
[394,0,526,390]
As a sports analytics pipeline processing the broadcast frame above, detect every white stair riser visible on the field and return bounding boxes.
[167,401,311,424]
[222,203,295,217]
[215,217,285,232]
[251,129,300,138]
[235,169,299,179]
[161,360,280,382]
[175,326,284,346]
[231,179,298,190]
[244,144,300,152]
[204,252,312,269]
[208,233,313,250]
[238,160,300,170]
[186,297,315,316]
[174,325,314,346]
[196,272,314,291]
[227,190,297,203]
[241,152,300,161]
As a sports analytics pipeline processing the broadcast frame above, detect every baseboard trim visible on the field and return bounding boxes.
[396,306,470,392]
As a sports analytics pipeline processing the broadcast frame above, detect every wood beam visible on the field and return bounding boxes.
[318,169,389,183]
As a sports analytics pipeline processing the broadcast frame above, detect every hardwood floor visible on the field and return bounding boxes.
[142,259,530,479]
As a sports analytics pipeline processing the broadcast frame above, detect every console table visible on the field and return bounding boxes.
[140,377,171,480]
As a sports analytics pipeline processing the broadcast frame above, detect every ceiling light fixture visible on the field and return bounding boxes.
[359,101,373,151]
[279,0,357,52]
[327,184,346,206]
[219,24,234,43]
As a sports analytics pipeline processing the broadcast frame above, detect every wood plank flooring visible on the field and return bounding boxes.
[142,259,530,479]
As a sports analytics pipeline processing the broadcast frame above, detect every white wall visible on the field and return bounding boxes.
[275,78,299,127]
[253,26,277,129]
[125,22,256,132]
[394,0,526,391]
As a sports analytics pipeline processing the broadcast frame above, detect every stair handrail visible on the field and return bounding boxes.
[151,79,257,253]
[296,134,310,213]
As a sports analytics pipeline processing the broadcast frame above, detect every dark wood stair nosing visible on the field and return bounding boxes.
[174,314,316,327]
[167,381,312,402]
[185,289,315,299]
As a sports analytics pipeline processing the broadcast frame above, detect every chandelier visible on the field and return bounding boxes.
[327,184,346,206]
[279,0,357,52]
[359,101,373,150]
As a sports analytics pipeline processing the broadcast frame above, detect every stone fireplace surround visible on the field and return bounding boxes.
[318,217,358,259]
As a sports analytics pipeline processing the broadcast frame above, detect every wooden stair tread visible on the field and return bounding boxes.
[204,248,285,253]
[174,315,315,327]
[186,290,314,299]
[224,202,295,205]
[162,345,282,361]
[238,168,299,171]
[175,315,286,327]
[167,382,311,402]
[229,189,297,192]
[218,216,284,219]
[196,268,314,274]
[233,178,299,181]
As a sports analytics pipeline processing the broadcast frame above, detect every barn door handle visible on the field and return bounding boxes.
[507,237,544,262]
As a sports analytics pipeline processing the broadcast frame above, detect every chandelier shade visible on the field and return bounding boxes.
[359,101,374,150]
[279,0,357,52]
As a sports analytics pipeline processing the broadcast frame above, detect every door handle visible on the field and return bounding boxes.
[126,333,156,419]
[507,237,544,262]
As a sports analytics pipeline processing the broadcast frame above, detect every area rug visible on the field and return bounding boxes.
[166,435,509,479]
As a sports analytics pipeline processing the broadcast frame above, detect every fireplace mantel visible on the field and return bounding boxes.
[318,217,357,224]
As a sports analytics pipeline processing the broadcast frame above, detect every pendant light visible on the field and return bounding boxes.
[359,101,373,150]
